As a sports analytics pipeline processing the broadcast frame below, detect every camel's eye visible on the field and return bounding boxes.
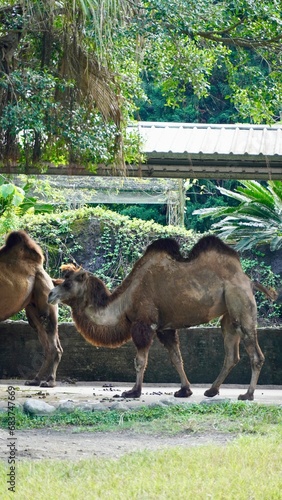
[63,281,72,290]
[76,273,85,282]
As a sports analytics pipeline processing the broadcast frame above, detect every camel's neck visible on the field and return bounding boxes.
[71,302,131,348]
[67,270,136,348]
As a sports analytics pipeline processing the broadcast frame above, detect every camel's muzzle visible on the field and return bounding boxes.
[48,289,59,305]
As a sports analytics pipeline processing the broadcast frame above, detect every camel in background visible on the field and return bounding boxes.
[49,235,277,400]
[0,230,62,386]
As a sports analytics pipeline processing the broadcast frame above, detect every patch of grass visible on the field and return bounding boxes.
[1,402,281,437]
[1,434,282,499]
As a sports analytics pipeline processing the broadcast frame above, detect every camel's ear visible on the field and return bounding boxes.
[52,278,63,286]
[61,263,80,273]
[75,271,87,282]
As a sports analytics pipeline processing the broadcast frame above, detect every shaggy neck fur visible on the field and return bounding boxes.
[71,307,132,348]
[66,276,132,348]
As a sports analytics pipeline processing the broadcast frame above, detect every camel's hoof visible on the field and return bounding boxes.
[25,379,40,387]
[40,381,56,388]
[238,393,254,401]
[174,387,193,398]
[204,388,219,398]
[121,390,141,399]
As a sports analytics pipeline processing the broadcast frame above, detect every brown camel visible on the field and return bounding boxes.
[0,230,62,387]
[48,236,277,400]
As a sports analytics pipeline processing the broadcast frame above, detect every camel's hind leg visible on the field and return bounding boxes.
[205,284,265,401]
[157,330,192,397]
[228,286,264,401]
[205,314,241,398]
[238,335,264,401]
[24,270,63,387]
[25,302,62,387]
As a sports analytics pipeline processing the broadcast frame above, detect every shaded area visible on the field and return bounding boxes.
[0,322,281,385]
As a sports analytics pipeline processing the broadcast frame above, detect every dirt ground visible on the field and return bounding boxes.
[1,428,234,461]
[1,381,281,461]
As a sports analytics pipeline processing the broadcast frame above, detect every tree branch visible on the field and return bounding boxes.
[195,30,282,49]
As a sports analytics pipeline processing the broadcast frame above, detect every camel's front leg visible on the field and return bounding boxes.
[121,321,154,398]
[157,330,192,397]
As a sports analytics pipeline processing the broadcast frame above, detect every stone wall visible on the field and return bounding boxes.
[0,321,281,385]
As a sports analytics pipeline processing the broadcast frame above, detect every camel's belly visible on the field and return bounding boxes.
[156,283,226,329]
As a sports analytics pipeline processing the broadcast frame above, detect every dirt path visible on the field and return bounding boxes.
[1,381,281,461]
[0,428,234,461]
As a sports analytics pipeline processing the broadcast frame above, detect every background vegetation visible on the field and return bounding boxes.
[1,0,282,171]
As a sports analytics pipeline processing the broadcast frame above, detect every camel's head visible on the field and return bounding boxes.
[48,264,88,306]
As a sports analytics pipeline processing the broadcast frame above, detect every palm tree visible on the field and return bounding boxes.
[193,180,282,251]
[0,0,133,167]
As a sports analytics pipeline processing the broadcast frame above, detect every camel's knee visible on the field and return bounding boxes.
[134,352,147,373]
[52,340,63,362]
[254,355,265,371]
[242,330,265,367]
[246,346,265,370]
[222,338,240,367]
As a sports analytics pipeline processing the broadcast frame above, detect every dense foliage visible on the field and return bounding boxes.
[0,0,281,171]
[0,1,281,324]
[135,1,282,124]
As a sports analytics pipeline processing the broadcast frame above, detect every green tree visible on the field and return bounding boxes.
[0,175,53,234]
[132,0,282,124]
[193,180,282,251]
[1,0,282,172]
[0,0,138,170]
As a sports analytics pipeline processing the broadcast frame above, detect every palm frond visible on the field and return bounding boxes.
[236,180,275,209]
[193,205,236,218]
[216,186,250,203]
[195,180,282,251]
[269,181,282,202]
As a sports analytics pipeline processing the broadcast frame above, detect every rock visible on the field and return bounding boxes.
[200,398,231,405]
[57,400,76,413]
[148,401,167,408]
[92,403,107,411]
[109,402,128,411]
[0,401,23,412]
[76,403,95,412]
[23,399,56,416]
[160,397,181,406]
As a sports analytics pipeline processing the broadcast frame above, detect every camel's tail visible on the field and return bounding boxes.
[252,280,278,301]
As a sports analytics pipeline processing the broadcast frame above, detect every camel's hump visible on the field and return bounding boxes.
[188,235,239,261]
[3,230,44,263]
[145,235,239,263]
[145,238,183,260]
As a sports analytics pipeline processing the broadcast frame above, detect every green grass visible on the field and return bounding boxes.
[1,401,282,436]
[1,403,282,499]
[0,434,282,499]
